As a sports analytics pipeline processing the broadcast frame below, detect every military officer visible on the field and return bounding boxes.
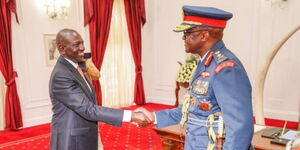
[135,5,254,150]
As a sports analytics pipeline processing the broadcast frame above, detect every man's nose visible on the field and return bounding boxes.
[79,44,85,51]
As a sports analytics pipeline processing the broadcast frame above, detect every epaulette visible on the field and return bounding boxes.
[215,60,235,73]
[214,51,228,64]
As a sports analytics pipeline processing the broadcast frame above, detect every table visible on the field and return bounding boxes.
[153,124,185,150]
[154,124,286,150]
[252,128,286,150]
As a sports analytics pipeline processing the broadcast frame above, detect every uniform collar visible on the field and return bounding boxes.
[201,40,225,66]
[200,51,210,62]
[210,40,225,52]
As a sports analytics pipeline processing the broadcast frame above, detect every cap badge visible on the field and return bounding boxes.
[182,8,185,21]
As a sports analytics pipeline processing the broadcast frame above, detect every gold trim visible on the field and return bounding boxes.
[183,21,203,25]
[173,24,191,31]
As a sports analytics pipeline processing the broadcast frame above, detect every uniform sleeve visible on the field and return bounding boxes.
[212,64,254,150]
[51,72,124,127]
[155,106,182,128]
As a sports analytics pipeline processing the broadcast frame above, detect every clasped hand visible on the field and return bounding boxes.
[130,107,154,128]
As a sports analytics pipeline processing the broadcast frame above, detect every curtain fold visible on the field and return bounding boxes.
[0,0,23,129]
[101,0,134,108]
[124,0,146,105]
[84,0,114,106]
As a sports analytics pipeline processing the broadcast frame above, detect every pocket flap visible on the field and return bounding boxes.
[70,127,90,136]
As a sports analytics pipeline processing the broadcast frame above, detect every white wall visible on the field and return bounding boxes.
[142,0,300,122]
[10,0,300,128]
[11,0,88,127]
[257,0,300,121]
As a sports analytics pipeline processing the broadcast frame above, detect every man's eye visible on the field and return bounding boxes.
[184,32,190,36]
[73,43,80,47]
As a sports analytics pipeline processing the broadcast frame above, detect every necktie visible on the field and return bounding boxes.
[77,66,92,92]
[77,66,85,79]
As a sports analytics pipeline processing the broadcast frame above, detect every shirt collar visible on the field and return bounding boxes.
[63,57,78,68]
[200,50,210,62]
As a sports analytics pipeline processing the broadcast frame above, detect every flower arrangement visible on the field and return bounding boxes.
[176,55,198,83]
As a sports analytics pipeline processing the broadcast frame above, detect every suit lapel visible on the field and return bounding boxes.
[58,56,96,104]
[85,77,96,101]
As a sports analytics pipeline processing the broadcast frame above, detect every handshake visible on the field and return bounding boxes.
[130,107,155,127]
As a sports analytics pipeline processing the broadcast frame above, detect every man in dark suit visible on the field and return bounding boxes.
[49,28,150,150]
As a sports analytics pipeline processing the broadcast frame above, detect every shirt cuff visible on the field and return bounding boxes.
[154,112,157,124]
[122,110,132,122]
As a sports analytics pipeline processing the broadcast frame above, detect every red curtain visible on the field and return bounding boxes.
[0,0,22,129]
[124,0,146,105]
[84,0,113,106]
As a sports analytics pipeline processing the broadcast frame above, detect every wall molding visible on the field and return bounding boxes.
[154,84,174,92]
[264,108,299,121]
[24,97,51,109]
[25,102,51,109]
[23,115,51,128]
[30,97,50,102]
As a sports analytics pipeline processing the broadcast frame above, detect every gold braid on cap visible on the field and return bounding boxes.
[173,24,191,31]
[183,21,202,25]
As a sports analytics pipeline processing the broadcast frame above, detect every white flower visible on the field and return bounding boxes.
[176,62,197,83]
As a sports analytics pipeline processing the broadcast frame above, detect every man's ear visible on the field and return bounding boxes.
[57,44,65,55]
[201,31,210,41]
[60,50,66,55]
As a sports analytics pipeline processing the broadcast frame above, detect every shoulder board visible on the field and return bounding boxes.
[214,51,228,64]
[215,60,235,73]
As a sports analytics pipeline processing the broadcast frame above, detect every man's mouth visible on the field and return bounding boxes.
[78,52,84,57]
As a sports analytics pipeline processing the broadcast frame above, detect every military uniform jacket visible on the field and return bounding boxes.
[49,56,124,150]
[155,41,254,150]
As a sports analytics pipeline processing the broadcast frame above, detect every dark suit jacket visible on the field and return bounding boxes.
[49,56,124,150]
